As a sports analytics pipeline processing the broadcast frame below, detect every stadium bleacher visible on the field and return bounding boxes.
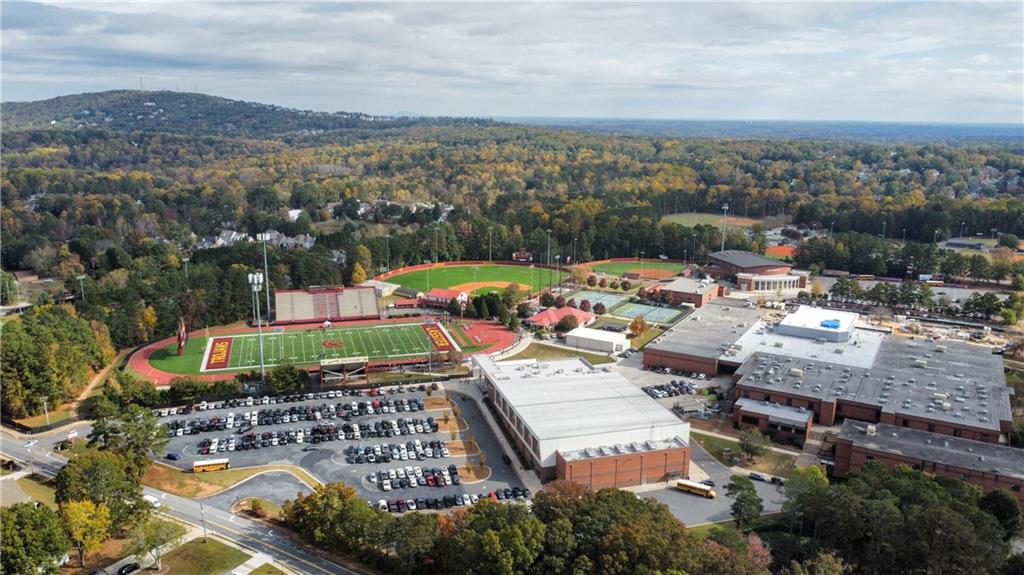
[275,286,381,324]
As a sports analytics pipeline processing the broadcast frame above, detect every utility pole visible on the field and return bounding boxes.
[720,204,729,252]
[42,398,50,426]
[199,502,209,542]
[248,273,266,385]
[257,233,271,320]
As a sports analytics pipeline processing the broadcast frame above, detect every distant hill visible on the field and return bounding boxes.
[507,117,1024,144]
[2,90,494,138]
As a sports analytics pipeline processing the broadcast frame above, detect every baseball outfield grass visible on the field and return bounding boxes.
[385,263,566,293]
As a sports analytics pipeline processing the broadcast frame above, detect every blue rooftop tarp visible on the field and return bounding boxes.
[820,319,841,330]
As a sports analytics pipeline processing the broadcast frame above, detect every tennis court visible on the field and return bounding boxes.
[571,290,629,309]
[609,302,683,324]
[200,322,457,372]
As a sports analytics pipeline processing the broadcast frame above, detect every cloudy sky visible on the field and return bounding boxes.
[2,2,1022,123]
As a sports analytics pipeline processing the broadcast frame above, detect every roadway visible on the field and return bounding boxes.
[0,428,363,575]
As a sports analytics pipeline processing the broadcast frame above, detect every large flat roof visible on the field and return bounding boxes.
[566,326,628,344]
[736,337,1012,432]
[735,397,813,427]
[475,356,685,442]
[644,298,763,360]
[727,321,886,368]
[710,250,791,270]
[839,420,1024,481]
[662,277,716,295]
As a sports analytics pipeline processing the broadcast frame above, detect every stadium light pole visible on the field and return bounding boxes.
[76,274,87,303]
[720,203,729,252]
[434,227,439,263]
[488,227,493,261]
[248,272,266,385]
[183,257,190,284]
[830,221,835,238]
[424,260,431,293]
[257,233,272,321]
[640,250,645,280]
[545,229,552,292]
[960,221,966,238]
[386,235,391,271]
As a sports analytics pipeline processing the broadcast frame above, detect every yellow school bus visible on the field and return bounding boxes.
[192,458,230,473]
[674,479,716,498]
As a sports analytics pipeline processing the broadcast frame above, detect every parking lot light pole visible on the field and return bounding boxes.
[76,274,87,303]
[248,272,266,385]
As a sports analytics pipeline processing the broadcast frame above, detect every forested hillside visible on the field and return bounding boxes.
[2,90,1023,417]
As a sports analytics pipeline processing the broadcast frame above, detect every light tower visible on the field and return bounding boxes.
[720,203,729,252]
[247,272,267,385]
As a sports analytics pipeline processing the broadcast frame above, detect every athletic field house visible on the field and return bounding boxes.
[473,355,691,488]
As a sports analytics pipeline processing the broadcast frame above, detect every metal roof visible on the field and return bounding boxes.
[709,250,792,270]
[839,420,1024,481]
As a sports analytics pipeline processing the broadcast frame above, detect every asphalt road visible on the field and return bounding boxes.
[0,429,362,575]
[642,440,785,527]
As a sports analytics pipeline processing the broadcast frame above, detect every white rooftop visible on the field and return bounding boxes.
[778,305,859,335]
[724,319,884,368]
[565,326,628,345]
[475,356,686,443]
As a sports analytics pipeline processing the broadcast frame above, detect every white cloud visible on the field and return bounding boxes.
[2,1,1021,123]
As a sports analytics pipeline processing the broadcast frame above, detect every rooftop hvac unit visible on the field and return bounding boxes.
[866,424,877,436]
[774,342,784,348]
[933,392,949,401]
[914,359,928,368]
[834,349,844,354]
[942,402,952,411]
[789,368,804,377]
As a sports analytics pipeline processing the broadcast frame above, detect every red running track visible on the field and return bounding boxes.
[127,318,517,387]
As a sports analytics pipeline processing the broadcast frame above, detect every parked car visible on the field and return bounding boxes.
[117,563,141,575]
[749,472,767,482]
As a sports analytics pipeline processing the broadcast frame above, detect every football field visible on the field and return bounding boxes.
[199,322,457,372]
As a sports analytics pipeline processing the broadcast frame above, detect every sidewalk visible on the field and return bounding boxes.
[690,428,804,457]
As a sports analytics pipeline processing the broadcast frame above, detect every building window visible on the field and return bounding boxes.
[1012,485,1021,492]
[960,474,969,481]
[954,429,963,437]
[785,398,792,406]
[927,424,935,432]
[741,415,760,426]
[866,455,874,460]
[981,434,989,442]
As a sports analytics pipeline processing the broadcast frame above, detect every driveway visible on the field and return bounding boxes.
[642,440,785,527]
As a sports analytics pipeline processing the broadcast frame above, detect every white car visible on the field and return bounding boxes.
[226,414,235,429]
[406,499,417,511]
[441,447,450,457]
[396,468,407,479]
[388,469,398,480]
[381,480,392,491]
[160,408,169,417]
[245,397,254,407]
[377,499,388,511]
[413,466,423,477]
[470,494,479,504]
[405,466,415,478]
[143,494,161,507]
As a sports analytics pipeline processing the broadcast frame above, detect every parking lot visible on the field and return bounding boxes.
[157,387,526,513]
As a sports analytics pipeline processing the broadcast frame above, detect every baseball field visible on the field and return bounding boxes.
[661,211,763,228]
[384,263,566,294]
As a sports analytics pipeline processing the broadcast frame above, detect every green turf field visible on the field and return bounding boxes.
[150,322,454,374]
[587,260,686,275]
[386,264,566,293]
[661,212,763,228]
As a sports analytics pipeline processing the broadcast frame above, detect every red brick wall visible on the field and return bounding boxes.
[643,350,718,374]
[556,447,691,489]
[734,408,812,446]
[833,438,1024,505]
[665,289,715,308]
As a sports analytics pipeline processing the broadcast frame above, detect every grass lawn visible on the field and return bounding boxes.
[248,565,287,575]
[15,474,56,508]
[161,538,251,575]
[661,212,763,228]
[13,404,76,429]
[149,321,450,375]
[691,431,797,477]
[505,342,614,365]
[142,462,321,498]
[587,260,686,276]
[238,497,284,520]
[688,513,784,538]
[386,263,565,293]
[632,326,664,349]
